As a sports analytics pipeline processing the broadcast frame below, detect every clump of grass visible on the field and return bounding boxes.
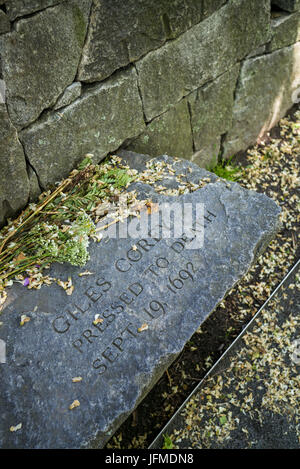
[0,155,134,290]
[209,156,242,182]
[162,434,174,449]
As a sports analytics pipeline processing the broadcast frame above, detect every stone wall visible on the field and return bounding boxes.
[0,0,299,226]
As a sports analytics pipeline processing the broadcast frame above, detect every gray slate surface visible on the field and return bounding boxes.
[0,153,281,448]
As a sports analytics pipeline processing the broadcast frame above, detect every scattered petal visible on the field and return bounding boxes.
[72,377,83,383]
[23,278,30,287]
[78,271,94,277]
[20,315,30,326]
[93,314,103,325]
[10,423,22,432]
[69,400,80,410]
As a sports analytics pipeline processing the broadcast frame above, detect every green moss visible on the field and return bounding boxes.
[162,434,174,449]
[209,156,242,181]
[72,5,87,46]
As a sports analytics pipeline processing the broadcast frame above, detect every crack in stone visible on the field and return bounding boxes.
[218,190,231,219]
[75,0,94,81]
[77,1,230,87]
[133,63,147,125]
[0,4,7,15]
[219,132,228,162]
[187,99,196,153]
[219,60,243,160]
[9,1,67,31]
[3,101,32,185]
[262,38,300,56]
[18,135,44,194]
[232,61,243,105]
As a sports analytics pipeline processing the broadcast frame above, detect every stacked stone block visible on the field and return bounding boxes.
[0,0,300,225]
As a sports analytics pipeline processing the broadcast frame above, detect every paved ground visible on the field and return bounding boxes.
[150,261,300,449]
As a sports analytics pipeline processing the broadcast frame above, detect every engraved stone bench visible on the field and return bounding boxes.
[0,152,281,448]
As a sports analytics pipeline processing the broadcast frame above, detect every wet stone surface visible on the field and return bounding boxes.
[0,153,281,448]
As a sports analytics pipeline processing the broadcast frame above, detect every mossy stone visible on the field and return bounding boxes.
[127,99,194,160]
[136,0,271,121]
[0,0,91,129]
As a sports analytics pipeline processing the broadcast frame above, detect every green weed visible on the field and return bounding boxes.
[209,156,242,182]
[162,434,174,449]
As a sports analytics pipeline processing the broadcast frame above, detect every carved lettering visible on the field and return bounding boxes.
[92,322,139,375]
[84,277,111,303]
[143,300,166,320]
[82,329,99,343]
[128,282,143,297]
[52,315,70,334]
[52,302,91,334]
[166,262,197,294]
[112,336,124,352]
[92,359,107,374]
[114,238,162,273]
[115,257,131,272]
[127,247,142,262]
[119,282,143,306]
[137,238,158,252]
[102,346,119,364]
[144,257,169,278]
[171,240,185,254]
[72,338,84,354]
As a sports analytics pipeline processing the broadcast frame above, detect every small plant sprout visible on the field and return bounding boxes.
[209,155,242,182]
[162,433,174,449]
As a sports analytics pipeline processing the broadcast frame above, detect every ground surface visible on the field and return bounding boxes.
[150,262,300,449]
[105,108,300,449]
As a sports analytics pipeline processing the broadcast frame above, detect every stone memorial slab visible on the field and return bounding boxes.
[0,152,281,448]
